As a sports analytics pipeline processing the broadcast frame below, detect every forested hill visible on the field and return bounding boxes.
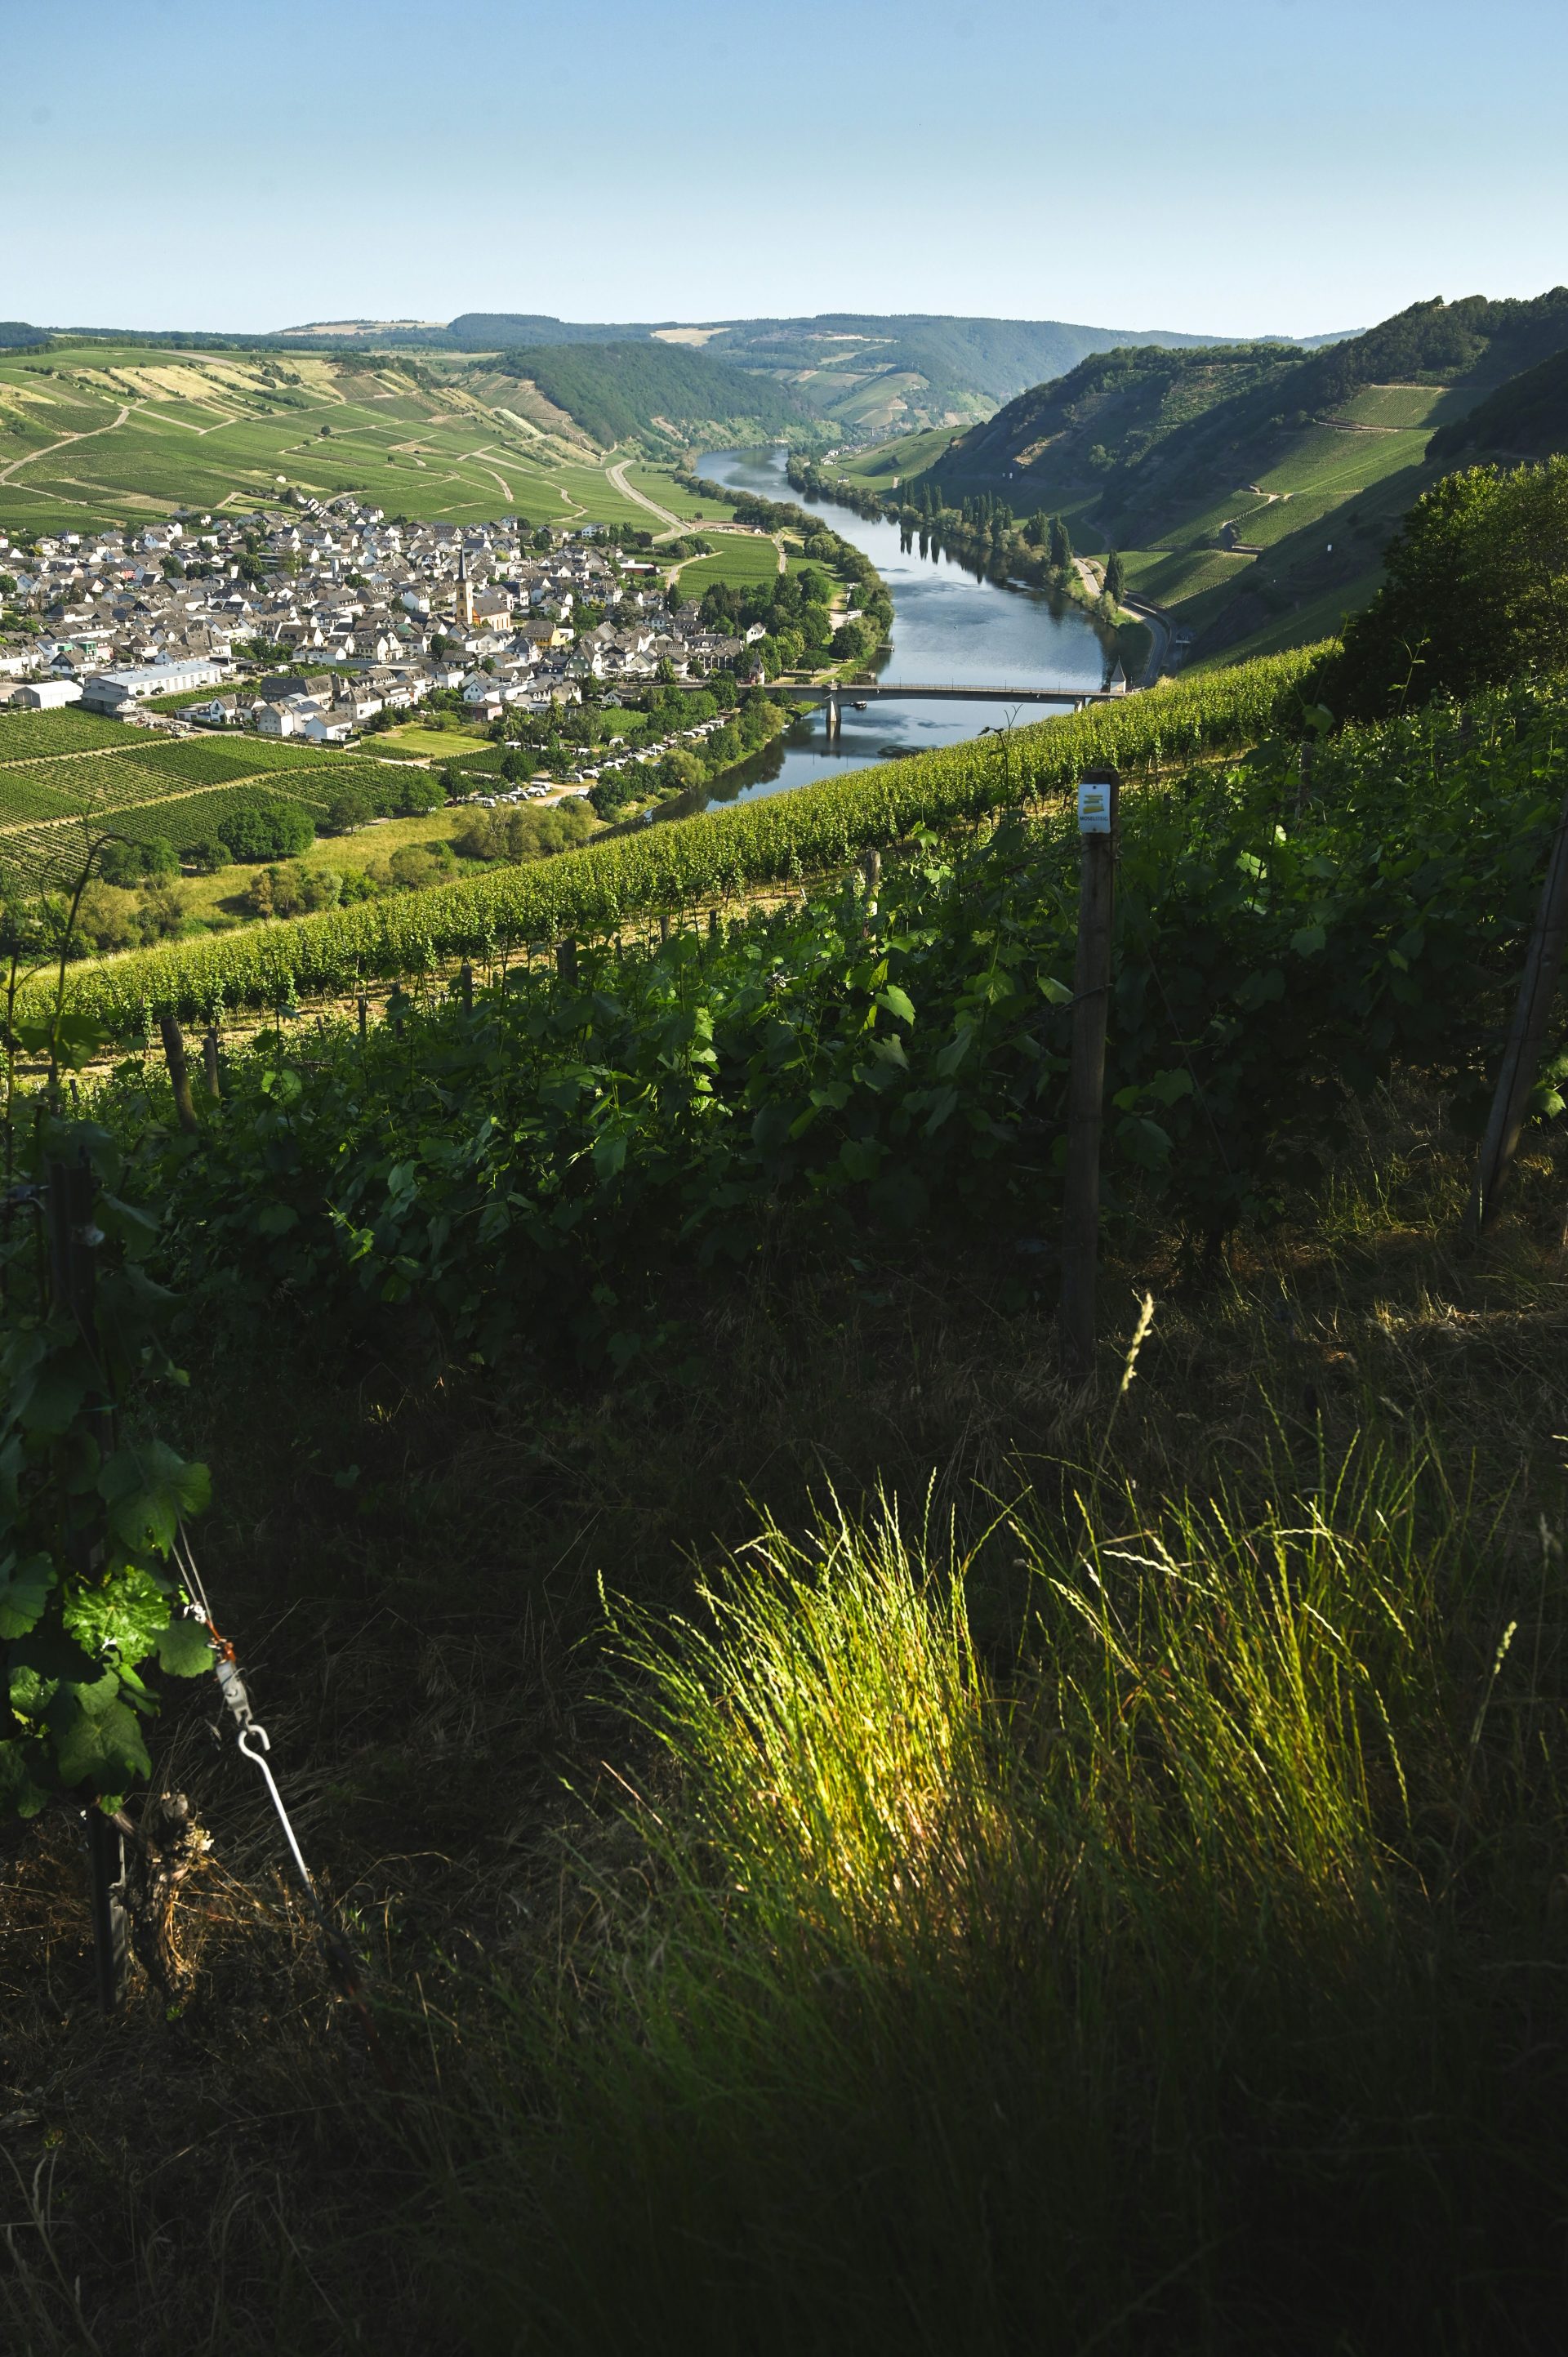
[869,288,1568,667]
[446,314,658,347]
[496,340,811,447]
[917,342,1303,520]
[920,292,1568,524]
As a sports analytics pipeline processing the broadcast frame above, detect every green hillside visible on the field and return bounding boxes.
[861,291,1568,659]
[0,342,708,535]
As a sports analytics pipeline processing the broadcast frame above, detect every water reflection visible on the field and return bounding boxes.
[665,446,1111,813]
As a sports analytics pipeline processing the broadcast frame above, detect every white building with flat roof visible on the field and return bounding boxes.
[81,658,227,712]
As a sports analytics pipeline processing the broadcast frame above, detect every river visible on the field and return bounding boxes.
[666,445,1113,812]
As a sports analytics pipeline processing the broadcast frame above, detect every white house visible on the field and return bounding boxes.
[301,708,355,745]
[15,679,83,710]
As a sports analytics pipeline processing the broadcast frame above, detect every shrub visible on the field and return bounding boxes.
[387,841,456,891]
[243,861,343,919]
[216,796,316,863]
[456,801,597,863]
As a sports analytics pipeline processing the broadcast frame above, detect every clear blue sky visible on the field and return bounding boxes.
[5,0,1566,340]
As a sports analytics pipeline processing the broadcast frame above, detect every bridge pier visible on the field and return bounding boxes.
[825,697,841,741]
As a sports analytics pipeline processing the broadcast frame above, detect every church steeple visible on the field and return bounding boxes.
[455,538,474,629]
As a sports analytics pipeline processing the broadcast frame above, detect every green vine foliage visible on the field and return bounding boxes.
[35,651,1320,1029]
[91,674,1566,1388]
[1,1080,212,1823]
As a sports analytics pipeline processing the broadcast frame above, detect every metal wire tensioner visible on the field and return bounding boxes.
[172,1527,397,2087]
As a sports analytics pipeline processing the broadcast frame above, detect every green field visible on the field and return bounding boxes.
[622,464,740,524]
[1121,546,1257,608]
[376,722,493,759]
[677,537,786,594]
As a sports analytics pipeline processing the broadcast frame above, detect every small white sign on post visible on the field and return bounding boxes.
[1077,778,1113,834]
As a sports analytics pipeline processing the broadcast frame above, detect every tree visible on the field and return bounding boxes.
[1104,548,1127,605]
[1325,457,1568,719]
[217,797,315,864]
[97,835,177,888]
[658,748,706,796]
[1049,515,1073,574]
[325,786,372,834]
[394,772,445,817]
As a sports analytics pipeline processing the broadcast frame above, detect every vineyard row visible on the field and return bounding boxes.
[41,650,1322,1027]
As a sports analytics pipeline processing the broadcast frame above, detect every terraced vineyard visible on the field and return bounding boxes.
[0,342,738,538]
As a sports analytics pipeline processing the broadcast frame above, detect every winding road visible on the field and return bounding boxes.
[606,457,788,570]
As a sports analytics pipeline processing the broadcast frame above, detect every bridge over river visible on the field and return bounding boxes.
[773,679,1125,737]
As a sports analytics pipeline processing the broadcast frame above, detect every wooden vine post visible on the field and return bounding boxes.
[1058,768,1120,1382]
[158,1014,198,1134]
[1464,777,1568,1240]
[460,960,474,1014]
[46,1153,128,2012]
[202,1025,221,1102]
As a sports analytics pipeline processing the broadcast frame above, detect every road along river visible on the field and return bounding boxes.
[668,444,1116,812]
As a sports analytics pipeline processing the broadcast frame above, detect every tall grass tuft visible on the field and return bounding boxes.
[434,1441,1568,2354]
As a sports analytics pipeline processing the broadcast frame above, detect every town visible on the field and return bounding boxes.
[0,494,791,750]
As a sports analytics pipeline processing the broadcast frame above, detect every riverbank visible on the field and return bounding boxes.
[786,451,1159,686]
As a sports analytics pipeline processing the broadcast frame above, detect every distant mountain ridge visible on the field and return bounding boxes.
[444,310,1345,436]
